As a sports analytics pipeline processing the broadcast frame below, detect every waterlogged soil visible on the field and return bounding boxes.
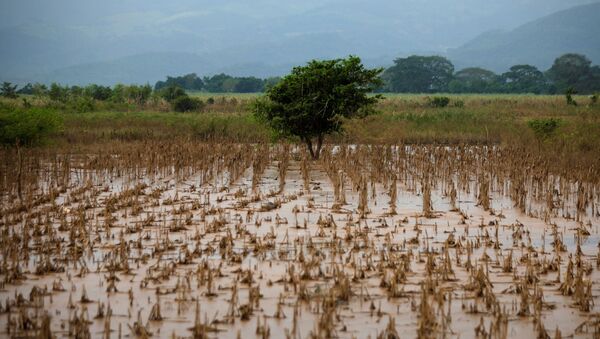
[1,151,599,338]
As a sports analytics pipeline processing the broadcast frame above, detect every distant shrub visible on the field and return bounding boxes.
[84,84,113,101]
[1,82,18,99]
[590,94,598,105]
[17,83,34,95]
[0,105,62,146]
[70,96,96,113]
[21,98,32,109]
[527,118,560,141]
[173,96,204,112]
[48,83,69,103]
[565,87,577,106]
[206,97,215,105]
[158,85,187,103]
[429,96,450,108]
[453,100,465,108]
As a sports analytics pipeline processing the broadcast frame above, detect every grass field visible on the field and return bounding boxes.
[2,93,600,175]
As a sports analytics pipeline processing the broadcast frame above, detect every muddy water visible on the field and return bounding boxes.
[1,154,599,338]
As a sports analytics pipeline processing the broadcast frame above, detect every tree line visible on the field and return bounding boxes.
[153,53,600,95]
[154,73,282,93]
[2,53,599,100]
[1,82,208,112]
[381,53,600,94]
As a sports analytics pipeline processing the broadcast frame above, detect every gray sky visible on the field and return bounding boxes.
[1,0,595,29]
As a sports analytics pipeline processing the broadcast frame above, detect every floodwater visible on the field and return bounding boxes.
[1,148,599,338]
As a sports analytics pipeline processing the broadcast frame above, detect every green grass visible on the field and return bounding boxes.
[2,94,600,173]
[60,110,269,144]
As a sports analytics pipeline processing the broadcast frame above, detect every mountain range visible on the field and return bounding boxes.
[448,2,600,71]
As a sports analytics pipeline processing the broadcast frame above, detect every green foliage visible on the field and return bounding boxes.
[1,82,19,99]
[234,77,265,93]
[32,83,48,97]
[547,54,595,93]
[30,82,152,109]
[17,83,34,95]
[527,118,560,141]
[155,73,204,91]
[203,74,236,93]
[254,56,382,158]
[453,100,465,108]
[48,83,70,103]
[84,84,113,101]
[500,65,549,94]
[566,87,578,106]
[124,84,152,105]
[70,86,84,97]
[0,104,62,146]
[428,96,450,108]
[449,67,500,93]
[71,96,96,113]
[21,98,32,109]
[172,96,204,112]
[158,85,187,103]
[381,53,600,94]
[156,74,277,93]
[264,77,282,91]
[108,84,152,105]
[383,55,454,93]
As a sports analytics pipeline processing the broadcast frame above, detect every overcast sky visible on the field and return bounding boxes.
[1,0,598,84]
[1,0,596,29]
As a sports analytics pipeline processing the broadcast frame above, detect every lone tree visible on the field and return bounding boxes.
[253,56,382,159]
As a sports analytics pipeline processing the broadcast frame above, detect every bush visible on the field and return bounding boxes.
[172,96,204,112]
[48,83,69,103]
[70,96,96,113]
[0,105,62,145]
[429,96,450,108]
[566,87,577,106]
[453,100,465,108]
[1,82,19,98]
[84,84,113,101]
[527,118,560,141]
[158,85,187,103]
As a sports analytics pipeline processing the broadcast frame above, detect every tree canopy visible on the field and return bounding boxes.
[155,73,204,91]
[382,55,454,93]
[253,56,382,159]
[448,67,500,93]
[500,65,549,94]
[547,53,600,93]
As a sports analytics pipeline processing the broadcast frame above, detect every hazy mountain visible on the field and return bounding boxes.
[448,2,600,72]
[0,0,597,85]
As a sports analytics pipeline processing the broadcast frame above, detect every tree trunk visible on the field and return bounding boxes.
[315,134,323,160]
[304,137,316,159]
[304,135,323,160]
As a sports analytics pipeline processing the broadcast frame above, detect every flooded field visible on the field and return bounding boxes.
[1,143,599,338]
